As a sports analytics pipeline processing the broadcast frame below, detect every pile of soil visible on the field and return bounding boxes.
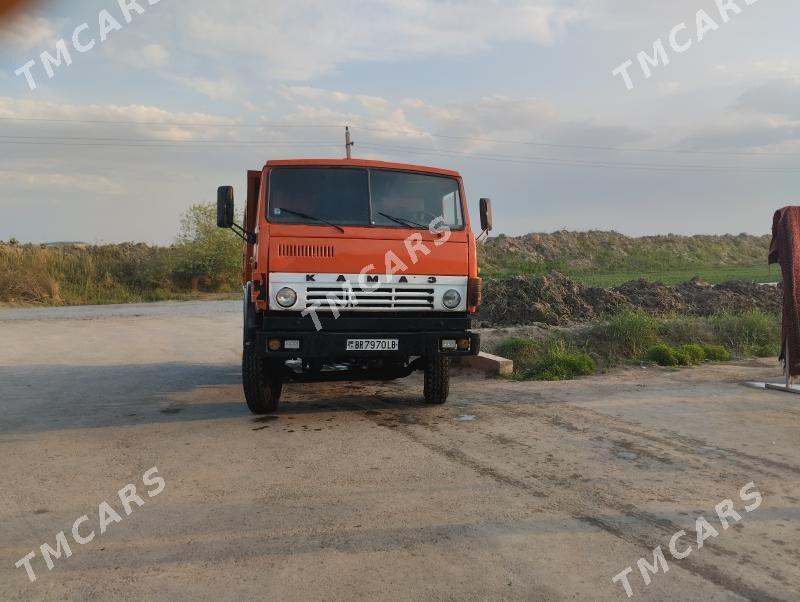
[476,272,781,327]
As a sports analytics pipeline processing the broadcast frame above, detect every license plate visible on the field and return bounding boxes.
[346,339,399,351]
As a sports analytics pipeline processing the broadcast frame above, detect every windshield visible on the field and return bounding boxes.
[268,167,464,229]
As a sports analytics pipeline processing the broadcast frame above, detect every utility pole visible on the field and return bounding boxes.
[345,126,353,159]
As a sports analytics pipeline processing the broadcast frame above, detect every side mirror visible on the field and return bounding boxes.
[479,198,493,232]
[217,186,234,229]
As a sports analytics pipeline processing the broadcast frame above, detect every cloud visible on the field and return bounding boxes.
[0,96,238,141]
[182,0,582,81]
[736,78,800,120]
[0,12,58,52]
[259,89,651,160]
[106,41,170,71]
[399,96,648,152]
[141,43,169,67]
[167,75,239,101]
[679,121,800,152]
[0,170,123,194]
[282,86,390,112]
[273,86,430,142]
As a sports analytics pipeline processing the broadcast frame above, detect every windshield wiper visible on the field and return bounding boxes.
[378,212,427,229]
[276,207,345,233]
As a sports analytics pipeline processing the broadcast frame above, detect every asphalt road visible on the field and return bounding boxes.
[1,301,798,601]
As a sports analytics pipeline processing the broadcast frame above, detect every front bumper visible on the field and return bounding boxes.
[256,330,480,359]
[254,313,480,359]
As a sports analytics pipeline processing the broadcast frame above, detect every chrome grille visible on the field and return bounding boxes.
[305,285,434,310]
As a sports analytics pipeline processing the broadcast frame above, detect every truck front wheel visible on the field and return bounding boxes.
[423,356,450,405]
[242,344,283,414]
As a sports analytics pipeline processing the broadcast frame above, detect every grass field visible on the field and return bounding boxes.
[479,231,777,287]
[570,264,779,287]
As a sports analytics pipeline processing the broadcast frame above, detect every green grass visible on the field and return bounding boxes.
[646,343,683,366]
[585,310,659,362]
[519,339,596,381]
[479,231,777,286]
[497,337,596,380]
[498,310,775,381]
[701,344,732,362]
[657,316,715,345]
[645,343,732,366]
[495,338,542,372]
[571,265,778,288]
[711,310,781,357]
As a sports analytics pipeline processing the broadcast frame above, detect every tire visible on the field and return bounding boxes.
[242,343,283,414]
[423,356,450,405]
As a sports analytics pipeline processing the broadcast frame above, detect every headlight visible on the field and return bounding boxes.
[442,289,461,309]
[276,287,297,308]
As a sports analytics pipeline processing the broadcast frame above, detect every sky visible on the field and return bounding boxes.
[0,0,798,244]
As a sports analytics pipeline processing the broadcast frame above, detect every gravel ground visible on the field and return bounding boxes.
[1,301,798,601]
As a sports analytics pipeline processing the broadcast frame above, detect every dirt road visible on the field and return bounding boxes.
[1,302,798,600]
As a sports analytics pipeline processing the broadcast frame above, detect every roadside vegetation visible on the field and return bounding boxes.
[0,203,241,306]
[495,309,780,381]
[480,231,777,286]
[1,220,781,333]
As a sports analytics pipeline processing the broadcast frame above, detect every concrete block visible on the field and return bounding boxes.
[460,352,513,376]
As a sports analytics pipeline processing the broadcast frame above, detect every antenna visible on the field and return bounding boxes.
[345,126,354,159]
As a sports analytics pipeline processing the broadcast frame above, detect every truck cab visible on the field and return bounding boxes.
[217,158,492,414]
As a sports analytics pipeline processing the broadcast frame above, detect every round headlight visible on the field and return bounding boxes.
[442,289,461,309]
[276,287,297,308]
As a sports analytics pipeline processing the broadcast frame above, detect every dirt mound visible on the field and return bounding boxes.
[476,272,780,327]
[677,279,781,316]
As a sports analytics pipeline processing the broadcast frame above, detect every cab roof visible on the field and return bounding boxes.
[264,158,461,178]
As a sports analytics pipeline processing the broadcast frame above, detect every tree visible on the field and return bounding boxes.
[174,203,241,291]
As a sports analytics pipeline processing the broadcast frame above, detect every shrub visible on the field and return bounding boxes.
[672,347,692,366]
[646,342,732,366]
[646,343,679,366]
[646,343,706,366]
[701,344,732,362]
[174,203,242,292]
[524,339,596,381]
[496,337,543,372]
[658,316,715,345]
[711,311,780,358]
[678,344,706,365]
[587,310,658,360]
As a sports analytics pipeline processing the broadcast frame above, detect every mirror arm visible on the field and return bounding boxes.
[476,229,490,242]
[230,222,255,244]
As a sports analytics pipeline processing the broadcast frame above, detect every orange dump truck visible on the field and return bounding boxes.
[217,158,492,413]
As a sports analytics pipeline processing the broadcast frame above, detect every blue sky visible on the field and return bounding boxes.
[1,0,799,243]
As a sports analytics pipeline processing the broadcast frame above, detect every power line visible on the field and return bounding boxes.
[357,127,800,157]
[1,123,797,173]
[0,134,795,173]
[2,115,798,157]
[358,141,799,174]
[0,139,342,149]
[0,134,336,145]
[0,116,343,128]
